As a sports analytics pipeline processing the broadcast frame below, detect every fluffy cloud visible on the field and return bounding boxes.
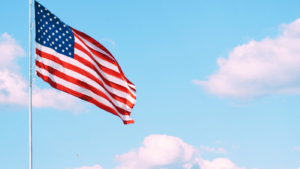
[114,134,197,169]
[113,134,246,169]
[0,33,85,112]
[194,18,300,99]
[0,33,25,71]
[200,145,227,154]
[194,158,246,169]
[74,165,103,169]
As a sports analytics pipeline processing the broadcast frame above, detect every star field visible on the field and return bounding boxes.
[35,1,75,58]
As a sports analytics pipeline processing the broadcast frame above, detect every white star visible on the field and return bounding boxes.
[59,44,62,47]
[43,32,46,35]
[38,38,40,41]
[56,30,58,33]
[47,13,50,16]
[38,12,39,15]
[38,22,40,24]
[52,25,55,27]
[40,27,43,30]
[47,39,49,41]
[49,27,51,30]
[38,30,40,33]
[43,15,45,18]
[50,18,52,21]
[52,33,55,35]
[63,33,65,36]
[62,49,64,52]
[59,36,61,38]
[66,47,68,50]
[64,25,66,27]
[59,28,62,31]
[48,35,51,38]
[52,42,54,44]
[62,41,65,44]
[55,38,58,41]
[43,41,46,44]
[69,53,71,55]
[41,35,43,38]
[66,39,68,41]
[66,31,68,34]
[40,19,42,21]
[45,30,48,32]
[57,21,59,24]
[69,44,71,47]
[45,8,47,11]
[43,25,45,27]
[38,4,40,7]
[45,22,48,24]
[54,16,56,19]
[69,36,72,39]
[41,9,43,12]
[55,47,57,50]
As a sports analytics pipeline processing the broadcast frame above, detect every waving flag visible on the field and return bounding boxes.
[34,1,136,124]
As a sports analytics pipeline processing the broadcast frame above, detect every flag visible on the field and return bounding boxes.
[34,1,136,124]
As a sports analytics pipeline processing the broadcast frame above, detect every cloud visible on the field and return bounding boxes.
[195,158,246,169]
[74,165,103,169]
[291,146,300,151]
[114,134,197,169]
[200,145,227,154]
[194,18,300,99]
[0,33,86,112]
[101,38,115,46]
[0,33,25,71]
[113,134,246,169]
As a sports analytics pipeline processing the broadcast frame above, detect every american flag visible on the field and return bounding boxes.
[34,1,136,124]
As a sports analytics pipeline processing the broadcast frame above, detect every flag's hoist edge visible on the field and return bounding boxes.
[34,1,136,124]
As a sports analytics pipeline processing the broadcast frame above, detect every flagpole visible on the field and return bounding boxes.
[29,0,33,168]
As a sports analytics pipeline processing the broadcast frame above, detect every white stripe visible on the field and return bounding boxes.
[36,54,134,111]
[36,43,136,98]
[36,66,133,121]
[73,31,115,61]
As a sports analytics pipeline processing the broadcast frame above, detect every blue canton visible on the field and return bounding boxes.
[35,1,75,58]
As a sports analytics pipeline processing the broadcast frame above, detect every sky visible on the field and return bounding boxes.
[0,0,300,169]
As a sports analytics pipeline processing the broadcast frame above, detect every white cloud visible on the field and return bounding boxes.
[0,33,25,71]
[113,134,247,169]
[291,146,300,151]
[74,165,103,169]
[101,38,115,46]
[194,18,300,99]
[200,145,227,154]
[195,158,246,169]
[0,33,86,112]
[114,134,197,169]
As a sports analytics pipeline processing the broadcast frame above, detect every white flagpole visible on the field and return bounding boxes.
[29,0,34,168]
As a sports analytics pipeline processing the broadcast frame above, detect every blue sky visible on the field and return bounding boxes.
[0,0,300,169]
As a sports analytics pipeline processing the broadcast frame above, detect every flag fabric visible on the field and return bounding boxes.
[34,1,136,124]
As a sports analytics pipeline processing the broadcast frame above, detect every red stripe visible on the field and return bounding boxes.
[36,48,136,101]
